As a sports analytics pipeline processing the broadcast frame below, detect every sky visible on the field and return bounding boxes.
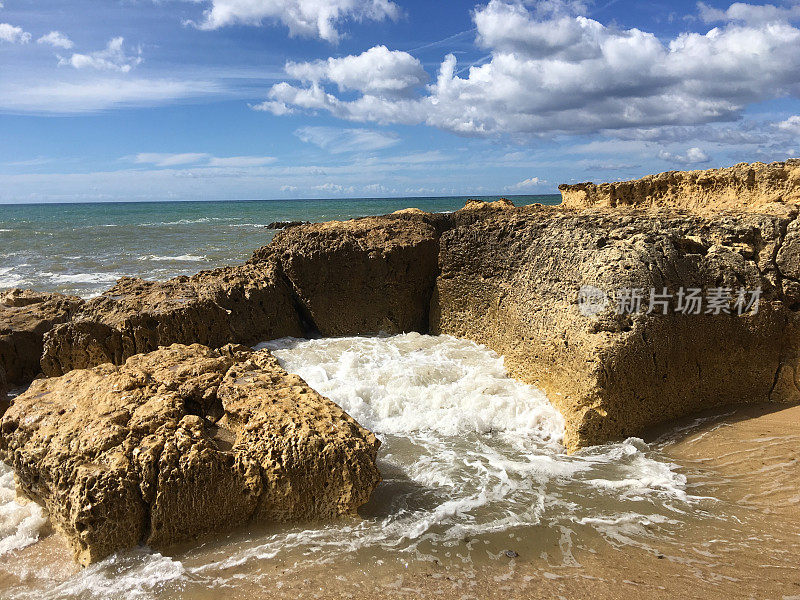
[0,0,799,203]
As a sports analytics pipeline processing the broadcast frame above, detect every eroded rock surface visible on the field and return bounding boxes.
[41,261,304,377]
[0,289,83,385]
[431,203,800,450]
[256,213,444,336]
[559,160,800,214]
[0,343,380,565]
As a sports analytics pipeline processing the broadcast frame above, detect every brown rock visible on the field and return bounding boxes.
[0,343,380,565]
[431,204,800,450]
[460,197,516,211]
[41,260,304,376]
[258,213,442,336]
[0,364,7,415]
[0,289,83,384]
[558,159,800,214]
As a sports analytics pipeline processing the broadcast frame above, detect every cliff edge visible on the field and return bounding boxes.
[559,159,800,214]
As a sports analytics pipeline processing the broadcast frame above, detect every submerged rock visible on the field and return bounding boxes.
[0,343,381,565]
[0,289,83,385]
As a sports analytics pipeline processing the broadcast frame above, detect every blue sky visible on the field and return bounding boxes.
[1,0,799,203]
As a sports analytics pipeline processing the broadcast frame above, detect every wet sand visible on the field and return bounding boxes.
[1,403,799,600]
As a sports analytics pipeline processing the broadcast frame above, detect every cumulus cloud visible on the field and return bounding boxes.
[188,0,400,43]
[295,126,400,153]
[777,114,800,134]
[698,1,800,23]
[657,147,712,164]
[507,176,543,190]
[286,46,427,96]
[58,37,142,73]
[0,23,31,44]
[37,31,73,49]
[256,0,800,140]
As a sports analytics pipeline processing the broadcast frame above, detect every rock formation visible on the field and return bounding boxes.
[0,288,83,385]
[41,260,305,377]
[256,213,445,336]
[431,203,799,449]
[558,159,800,214]
[0,343,380,565]
[4,159,799,453]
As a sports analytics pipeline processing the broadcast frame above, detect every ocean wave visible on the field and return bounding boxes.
[39,271,123,284]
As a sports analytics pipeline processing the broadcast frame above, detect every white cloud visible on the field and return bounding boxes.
[286,46,427,96]
[207,155,276,167]
[133,153,210,167]
[507,176,543,190]
[189,0,400,43]
[280,184,298,192]
[657,147,712,164]
[777,115,800,135]
[59,37,142,73]
[313,182,355,194]
[0,78,221,114]
[131,153,276,168]
[37,31,73,49]
[295,126,400,153]
[698,1,800,24]
[258,1,800,139]
[0,23,31,44]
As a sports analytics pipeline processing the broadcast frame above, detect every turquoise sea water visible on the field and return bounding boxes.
[0,195,559,298]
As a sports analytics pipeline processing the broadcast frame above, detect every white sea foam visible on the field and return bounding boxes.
[39,271,123,285]
[259,332,565,441]
[0,463,48,556]
[137,254,207,262]
[0,334,705,598]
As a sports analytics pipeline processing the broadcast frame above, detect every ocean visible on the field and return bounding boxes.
[1,195,798,598]
[0,195,558,298]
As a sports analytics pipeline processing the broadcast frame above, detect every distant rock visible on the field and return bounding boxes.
[460,197,515,211]
[558,159,800,213]
[0,343,381,565]
[266,220,309,229]
[0,289,83,385]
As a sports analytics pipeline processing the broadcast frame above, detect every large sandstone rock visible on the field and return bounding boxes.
[0,289,83,385]
[0,344,380,565]
[41,260,304,377]
[256,213,443,336]
[431,203,800,450]
[559,159,800,214]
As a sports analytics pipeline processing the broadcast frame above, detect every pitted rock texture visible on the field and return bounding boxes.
[431,203,800,450]
[41,260,304,377]
[559,160,800,214]
[256,213,444,336]
[0,289,84,385]
[0,343,380,565]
